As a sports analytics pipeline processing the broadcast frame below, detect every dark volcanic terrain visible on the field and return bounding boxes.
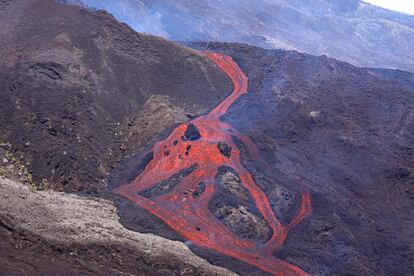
[187,42,414,275]
[0,0,413,275]
[0,0,231,192]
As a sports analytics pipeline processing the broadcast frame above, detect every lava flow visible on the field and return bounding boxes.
[113,52,312,276]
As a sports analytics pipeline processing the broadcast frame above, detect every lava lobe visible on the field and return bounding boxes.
[113,52,312,275]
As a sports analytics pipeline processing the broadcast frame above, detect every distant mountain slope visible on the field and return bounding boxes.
[74,0,414,72]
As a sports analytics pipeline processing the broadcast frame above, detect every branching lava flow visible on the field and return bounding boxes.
[113,52,312,276]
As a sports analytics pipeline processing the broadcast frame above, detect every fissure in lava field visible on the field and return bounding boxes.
[113,52,312,275]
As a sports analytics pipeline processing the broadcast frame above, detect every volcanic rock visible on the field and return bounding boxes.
[184,123,202,141]
[0,176,234,275]
[217,142,232,158]
[192,42,414,275]
[214,205,270,242]
[217,168,249,201]
[1,0,413,275]
[0,0,231,192]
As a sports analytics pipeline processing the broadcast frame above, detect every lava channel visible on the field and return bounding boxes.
[113,51,312,276]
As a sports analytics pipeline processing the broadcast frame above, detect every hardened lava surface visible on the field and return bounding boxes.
[113,52,312,275]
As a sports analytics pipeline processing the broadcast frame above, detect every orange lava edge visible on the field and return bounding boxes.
[113,51,312,276]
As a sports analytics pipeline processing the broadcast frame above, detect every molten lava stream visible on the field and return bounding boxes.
[113,51,312,276]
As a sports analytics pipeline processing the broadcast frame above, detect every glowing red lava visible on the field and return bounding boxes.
[113,52,312,275]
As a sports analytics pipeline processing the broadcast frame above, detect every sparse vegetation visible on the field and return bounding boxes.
[0,141,36,188]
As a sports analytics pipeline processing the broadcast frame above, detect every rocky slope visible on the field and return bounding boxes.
[0,0,232,192]
[73,0,414,72]
[0,0,413,275]
[108,41,414,275]
[111,40,414,274]
[0,176,234,275]
[184,42,413,275]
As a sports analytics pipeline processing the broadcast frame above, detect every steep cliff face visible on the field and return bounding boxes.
[0,0,232,192]
[74,0,414,72]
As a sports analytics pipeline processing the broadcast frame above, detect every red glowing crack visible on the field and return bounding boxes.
[113,51,312,276]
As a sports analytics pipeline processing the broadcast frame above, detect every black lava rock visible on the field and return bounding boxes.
[184,124,201,141]
[217,142,232,158]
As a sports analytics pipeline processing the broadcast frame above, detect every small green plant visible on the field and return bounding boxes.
[1,147,37,188]
[29,182,37,190]
[41,178,50,190]
[0,167,6,177]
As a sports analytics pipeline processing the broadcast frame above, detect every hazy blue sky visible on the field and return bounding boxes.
[364,0,414,15]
